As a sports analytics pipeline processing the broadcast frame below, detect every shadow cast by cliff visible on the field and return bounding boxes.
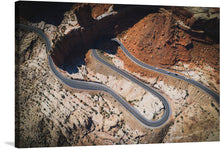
[16,1,73,26]
[52,4,160,74]
[96,39,120,55]
[59,55,86,74]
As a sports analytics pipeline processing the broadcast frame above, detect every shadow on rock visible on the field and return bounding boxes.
[51,4,160,74]
[59,55,86,74]
[96,39,120,55]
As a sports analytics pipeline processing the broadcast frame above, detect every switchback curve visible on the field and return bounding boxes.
[16,24,171,128]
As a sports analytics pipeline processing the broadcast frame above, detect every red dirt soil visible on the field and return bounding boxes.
[72,3,111,19]
[90,4,112,18]
[116,11,219,73]
[117,12,192,67]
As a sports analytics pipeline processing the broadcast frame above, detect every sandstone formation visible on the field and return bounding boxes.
[15,3,219,147]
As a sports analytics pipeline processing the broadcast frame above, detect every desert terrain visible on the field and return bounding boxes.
[15,2,219,147]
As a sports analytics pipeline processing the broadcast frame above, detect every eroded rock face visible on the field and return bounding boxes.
[118,7,219,67]
[121,12,192,66]
[185,7,220,42]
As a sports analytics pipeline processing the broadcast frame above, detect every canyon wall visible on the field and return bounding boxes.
[50,4,159,66]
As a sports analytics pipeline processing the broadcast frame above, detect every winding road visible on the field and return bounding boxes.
[111,38,219,103]
[16,23,218,128]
